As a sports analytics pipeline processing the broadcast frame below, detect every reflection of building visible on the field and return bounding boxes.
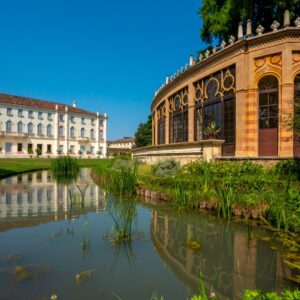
[133,15,300,164]
[107,137,135,155]
[151,210,296,299]
[0,169,106,224]
[0,94,107,157]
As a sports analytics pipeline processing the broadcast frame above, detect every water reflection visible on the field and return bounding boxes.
[150,210,297,299]
[0,169,106,225]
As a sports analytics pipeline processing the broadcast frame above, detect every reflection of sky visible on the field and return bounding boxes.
[0,169,104,219]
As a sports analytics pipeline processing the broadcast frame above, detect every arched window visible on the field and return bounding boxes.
[59,126,64,137]
[294,74,300,156]
[258,75,279,156]
[81,128,85,138]
[6,121,12,133]
[37,124,43,136]
[90,128,95,139]
[28,123,33,135]
[47,125,52,136]
[17,122,23,133]
[70,127,75,138]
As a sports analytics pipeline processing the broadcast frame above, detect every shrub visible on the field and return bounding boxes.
[275,159,300,180]
[152,159,180,177]
[112,159,135,171]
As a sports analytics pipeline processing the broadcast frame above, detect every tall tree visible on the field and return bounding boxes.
[134,115,152,148]
[199,0,300,43]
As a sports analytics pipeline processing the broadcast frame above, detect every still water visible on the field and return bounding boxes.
[0,169,298,300]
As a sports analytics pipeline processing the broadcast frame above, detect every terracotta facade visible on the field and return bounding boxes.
[151,25,300,159]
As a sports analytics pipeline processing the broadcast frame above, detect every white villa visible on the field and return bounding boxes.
[0,93,107,157]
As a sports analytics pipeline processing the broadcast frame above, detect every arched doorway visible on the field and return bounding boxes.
[294,74,300,157]
[258,75,279,156]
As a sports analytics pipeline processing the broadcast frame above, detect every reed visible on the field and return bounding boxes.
[107,198,137,243]
[51,156,79,175]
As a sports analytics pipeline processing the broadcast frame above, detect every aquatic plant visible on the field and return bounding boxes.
[51,156,80,184]
[9,264,49,282]
[107,199,137,243]
[51,156,79,173]
[213,179,238,221]
[75,268,96,285]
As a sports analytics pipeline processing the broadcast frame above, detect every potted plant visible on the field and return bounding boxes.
[86,150,91,159]
[57,149,63,156]
[96,150,101,159]
[28,148,33,158]
[67,149,73,156]
[46,149,52,158]
[0,147,2,154]
[204,121,221,139]
[78,150,83,158]
[35,148,42,158]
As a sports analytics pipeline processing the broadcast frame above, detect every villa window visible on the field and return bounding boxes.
[47,112,52,120]
[99,130,103,140]
[193,65,236,156]
[59,114,64,122]
[47,144,52,153]
[91,119,95,125]
[28,144,33,153]
[70,115,75,123]
[157,102,166,144]
[59,126,64,137]
[81,128,85,138]
[70,145,75,154]
[17,143,23,152]
[37,124,43,136]
[17,122,23,134]
[28,110,33,118]
[70,127,75,138]
[90,129,95,139]
[47,125,52,136]
[18,109,23,117]
[294,73,300,156]
[99,120,104,126]
[28,123,34,135]
[258,75,279,156]
[38,112,43,119]
[169,88,189,143]
[6,121,12,133]
[7,107,12,116]
[81,117,85,125]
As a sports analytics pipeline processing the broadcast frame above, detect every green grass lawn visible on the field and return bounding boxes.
[0,158,110,179]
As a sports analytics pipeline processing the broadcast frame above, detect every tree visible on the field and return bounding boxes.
[199,0,300,43]
[134,115,152,148]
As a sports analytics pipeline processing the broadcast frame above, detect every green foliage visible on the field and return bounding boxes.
[51,156,79,174]
[275,159,300,180]
[243,289,300,300]
[134,115,152,148]
[199,0,300,43]
[152,158,180,177]
[95,159,137,196]
[107,198,137,242]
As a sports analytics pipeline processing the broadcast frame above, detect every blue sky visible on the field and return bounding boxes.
[0,0,207,139]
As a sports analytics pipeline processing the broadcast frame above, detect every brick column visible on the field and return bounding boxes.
[279,49,294,157]
[236,54,257,157]
[188,83,195,142]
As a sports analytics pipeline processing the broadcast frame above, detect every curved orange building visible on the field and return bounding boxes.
[133,13,300,164]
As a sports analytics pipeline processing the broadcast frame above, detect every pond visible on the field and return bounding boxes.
[0,169,298,300]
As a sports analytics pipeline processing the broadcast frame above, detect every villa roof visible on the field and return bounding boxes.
[108,138,135,144]
[0,93,103,117]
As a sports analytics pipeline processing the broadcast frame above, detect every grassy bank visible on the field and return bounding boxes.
[0,158,109,179]
[92,158,300,233]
